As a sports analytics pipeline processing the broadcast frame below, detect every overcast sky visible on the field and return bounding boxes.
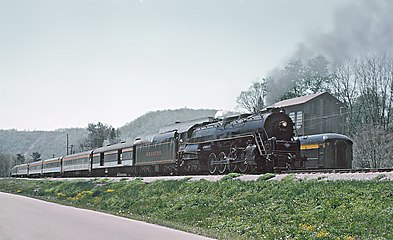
[0,0,353,131]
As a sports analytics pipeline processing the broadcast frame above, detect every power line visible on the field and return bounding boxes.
[295,105,390,130]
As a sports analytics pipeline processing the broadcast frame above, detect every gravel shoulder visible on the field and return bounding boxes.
[18,170,393,182]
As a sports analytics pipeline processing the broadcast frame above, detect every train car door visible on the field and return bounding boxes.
[88,151,93,175]
[335,141,348,169]
[317,142,325,168]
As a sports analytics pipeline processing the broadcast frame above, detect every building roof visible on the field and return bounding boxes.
[268,92,327,108]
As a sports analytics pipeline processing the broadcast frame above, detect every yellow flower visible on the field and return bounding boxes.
[56,192,67,197]
[93,197,102,204]
[344,236,355,240]
[316,230,329,238]
[76,190,94,198]
[68,190,94,201]
[299,223,316,232]
[106,189,115,193]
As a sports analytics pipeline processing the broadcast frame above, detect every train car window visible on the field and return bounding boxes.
[122,151,132,160]
[104,153,117,162]
[179,132,188,142]
[93,155,100,164]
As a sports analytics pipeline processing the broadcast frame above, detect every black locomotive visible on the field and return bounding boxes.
[11,108,303,177]
[178,108,302,174]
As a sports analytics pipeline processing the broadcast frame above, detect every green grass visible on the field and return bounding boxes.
[1,178,392,239]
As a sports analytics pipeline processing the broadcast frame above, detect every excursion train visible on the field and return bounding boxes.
[10,109,354,178]
[11,108,305,177]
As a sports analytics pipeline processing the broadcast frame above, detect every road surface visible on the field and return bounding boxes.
[0,192,213,240]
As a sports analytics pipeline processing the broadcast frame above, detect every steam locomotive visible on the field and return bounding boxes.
[11,108,304,177]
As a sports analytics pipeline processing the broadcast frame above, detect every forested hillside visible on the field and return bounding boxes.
[0,128,88,160]
[119,108,219,141]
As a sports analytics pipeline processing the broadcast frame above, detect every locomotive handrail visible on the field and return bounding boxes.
[192,133,256,145]
[254,132,266,156]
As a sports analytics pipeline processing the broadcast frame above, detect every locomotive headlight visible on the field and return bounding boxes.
[279,121,288,128]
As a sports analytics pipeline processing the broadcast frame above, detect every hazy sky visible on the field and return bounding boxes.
[0,0,352,130]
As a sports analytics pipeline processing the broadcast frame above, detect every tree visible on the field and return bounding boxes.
[0,154,15,177]
[330,53,393,168]
[237,79,268,114]
[267,55,332,103]
[109,128,121,144]
[353,125,393,168]
[81,122,121,150]
[304,55,331,94]
[278,59,308,100]
[331,57,360,135]
[16,154,25,164]
[30,152,41,162]
[331,54,393,133]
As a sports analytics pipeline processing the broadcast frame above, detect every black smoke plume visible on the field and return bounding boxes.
[267,0,393,103]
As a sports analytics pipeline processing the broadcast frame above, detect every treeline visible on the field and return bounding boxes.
[0,128,88,164]
[237,53,393,168]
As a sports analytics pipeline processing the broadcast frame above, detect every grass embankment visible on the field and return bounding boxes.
[0,176,392,239]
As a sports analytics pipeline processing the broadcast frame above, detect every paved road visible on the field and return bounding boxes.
[0,192,213,240]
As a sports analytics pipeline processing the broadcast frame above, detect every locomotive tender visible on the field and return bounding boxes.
[11,108,303,177]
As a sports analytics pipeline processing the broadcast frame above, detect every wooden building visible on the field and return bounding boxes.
[268,92,345,136]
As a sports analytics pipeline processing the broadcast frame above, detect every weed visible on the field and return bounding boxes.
[257,173,276,181]
[221,173,241,181]
[180,177,192,182]
[374,174,386,181]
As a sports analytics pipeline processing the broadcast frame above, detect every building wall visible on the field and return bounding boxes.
[282,94,344,136]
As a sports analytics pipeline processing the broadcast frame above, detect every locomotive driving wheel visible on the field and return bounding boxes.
[217,152,227,174]
[208,152,217,174]
[238,152,248,173]
[238,161,248,173]
[227,148,237,173]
